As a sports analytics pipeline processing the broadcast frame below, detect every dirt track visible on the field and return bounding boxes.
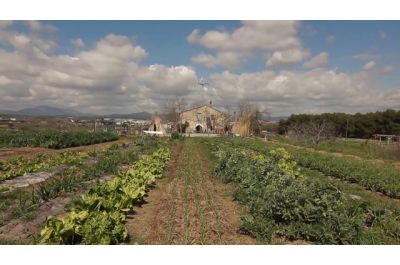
[125,140,259,245]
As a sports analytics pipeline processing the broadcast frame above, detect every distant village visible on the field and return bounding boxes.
[0,115,153,134]
[0,103,279,137]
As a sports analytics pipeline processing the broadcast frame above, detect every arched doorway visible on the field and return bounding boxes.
[154,124,156,131]
[195,124,203,133]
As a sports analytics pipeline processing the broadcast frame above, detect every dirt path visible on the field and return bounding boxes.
[125,140,259,245]
[0,136,131,162]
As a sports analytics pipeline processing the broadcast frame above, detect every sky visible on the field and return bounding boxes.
[0,20,399,116]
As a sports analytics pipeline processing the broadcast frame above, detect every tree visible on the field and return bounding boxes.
[224,104,232,116]
[163,97,187,133]
[286,119,337,145]
[237,100,254,116]
[236,100,271,136]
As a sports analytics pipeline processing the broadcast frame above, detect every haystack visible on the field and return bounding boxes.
[148,112,165,133]
[231,114,253,137]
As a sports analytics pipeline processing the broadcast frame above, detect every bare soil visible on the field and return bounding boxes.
[125,141,260,245]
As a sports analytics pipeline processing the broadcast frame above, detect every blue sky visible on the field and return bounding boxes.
[42,20,400,87]
[0,20,399,115]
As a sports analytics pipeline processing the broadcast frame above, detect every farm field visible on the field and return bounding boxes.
[0,130,118,149]
[1,135,400,244]
[0,134,172,243]
[271,136,400,163]
[200,137,400,244]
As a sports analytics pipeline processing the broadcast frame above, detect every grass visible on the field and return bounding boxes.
[272,136,399,162]
[0,186,10,193]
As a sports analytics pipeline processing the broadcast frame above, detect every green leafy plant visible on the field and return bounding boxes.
[40,148,171,245]
[212,145,400,244]
[0,130,118,149]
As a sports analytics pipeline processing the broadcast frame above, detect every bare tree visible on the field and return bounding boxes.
[163,101,178,124]
[237,100,254,116]
[163,97,187,133]
[286,119,337,145]
[224,104,232,116]
[235,100,272,136]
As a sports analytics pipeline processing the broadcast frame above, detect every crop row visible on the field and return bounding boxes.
[0,130,118,149]
[222,139,400,199]
[210,144,400,244]
[0,152,87,181]
[39,148,171,245]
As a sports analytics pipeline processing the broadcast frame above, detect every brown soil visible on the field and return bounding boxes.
[125,142,184,245]
[125,141,260,245]
[0,137,131,162]
[392,162,400,168]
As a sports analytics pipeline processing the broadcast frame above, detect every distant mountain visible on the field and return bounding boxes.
[0,106,152,119]
[0,106,89,117]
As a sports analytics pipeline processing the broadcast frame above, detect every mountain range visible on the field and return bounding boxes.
[0,105,287,121]
[0,106,153,119]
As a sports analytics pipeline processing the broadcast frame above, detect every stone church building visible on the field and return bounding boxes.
[181,104,226,133]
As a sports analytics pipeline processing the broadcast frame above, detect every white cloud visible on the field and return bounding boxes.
[266,49,310,68]
[352,53,381,61]
[1,21,399,116]
[0,25,201,114]
[380,30,387,40]
[303,52,329,68]
[326,35,335,44]
[382,65,394,73]
[188,21,301,51]
[70,38,85,48]
[136,64,198,96]
[23,20,59,32]
[362,61,375,70]
[208,68,399,115]
[188,20,304,68]
[191,51,250,69]
[0,20,13,29]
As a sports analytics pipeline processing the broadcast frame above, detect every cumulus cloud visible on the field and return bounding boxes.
[0,20,13,29]
[208,68,399,115]
[382,65,394,73]
[188,21,301,51]
[22,20,59,33]
[303,52,329,68]
[1,21,399,116]
[326,35,335,44]
[352,53,381,61]
[380,30,387,40]
[266,49,310,68]
[362,61,375,70]
[191,51,250,69]
[70,38,85,48]
[0,24,198,114]
[188,20,306,68]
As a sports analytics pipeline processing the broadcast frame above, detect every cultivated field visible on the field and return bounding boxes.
[1,132,400,244]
